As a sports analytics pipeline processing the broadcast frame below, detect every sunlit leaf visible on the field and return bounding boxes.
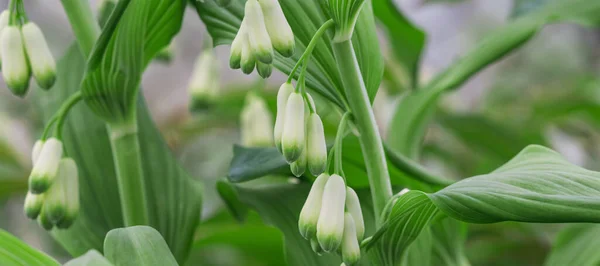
[0,229,60,266]
[64,250,113,266]
[104,226,178,266]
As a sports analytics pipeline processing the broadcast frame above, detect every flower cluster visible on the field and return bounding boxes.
[24,138,79,230]
[230,0,294,78]
[299,173,365,265]
[188,49,220,111]
[240,92,274,147]
[274,83,327,177]
[0,8,56,97]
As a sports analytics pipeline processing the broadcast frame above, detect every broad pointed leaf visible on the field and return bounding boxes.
[544,224,600,266]
[64,250,113,266]
[0,229,60,266]
[104,226,178,266]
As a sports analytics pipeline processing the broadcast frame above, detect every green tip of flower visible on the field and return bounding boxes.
[6,80,30,98]
[229,55,241,69]
[311,238,324,255]
[343,252,361,266]
[56,213,77,229]
[257,62,272,79]
[254,49,273,64]
[299,222,316,240]
[35,72,56,90]
[37,209,53,231]
[275,44,294,58]
[308,159,326,176]
[318,234,342,252]
[28,176,51,194]
[46,205,66,224]
[189,96,215,112]
[24,193,44,219]
[283,144,302,163]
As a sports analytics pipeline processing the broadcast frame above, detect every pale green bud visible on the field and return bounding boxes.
[256,61,272,79]
[311,238,323,255]
[281,92,305,162]
[341,213,361,265]
[259,0,295,57]
[317,174,346,252]
[189,50,219,110]
[37,205,53,231]
[1,26,30,97]
[290,146,306,177]
[0,10,8,67]
[307,114,327,176]
[56,158,79,229]
[299,173,329,239]
[22,22,56,90]
[44,161,68,223]
[230,18,247,69]
[24,192,44,219]
[32,140,44,164]
[241,94,274,147]
[274,83,294,153]
[345,187,364,241]
[240,35,256,74]
[29,138,63,194]
[245,0,273,64]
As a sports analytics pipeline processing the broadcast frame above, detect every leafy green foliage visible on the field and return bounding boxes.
[81,0,186,124]
[64,250,113,266]
[104,226,178,266]
[0,229,60,266]
[194,0,383,106]
[37,44,202,263]
[544,224,600,266]
[387,0,600,159]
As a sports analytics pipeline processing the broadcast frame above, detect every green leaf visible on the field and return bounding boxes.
[373,0,425,90]
[387,0,600,159]
[37,45,202,263]
[369,145,600,265]
[511,0,551,17]
[0,229,60,266]
[104,226,178,266]
[216,179,249,222]
[64,250,114,266]
[544,224,600,266]
[430,218,470,266]
[81,0,185,123]
[194,0,383,106]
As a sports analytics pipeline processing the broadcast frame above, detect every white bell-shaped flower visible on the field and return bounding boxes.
[256,61,272,79]
[29,138,63,194]
[281,92,305,162]
[317,174,346,252]
[274,83,294,152]
[345,187,365,241]
[299,173,330,239]
[341,213,361,265]
[230,18,248,69]
[241,94,274,147]
[32,140,44,164]
[22,22,56,90]
[189,50,219,110]
[0,10,9,66]
[307,113,327,175]
[259,0,295,57]
[244,0,273,64]
[1,26,30,97]
[290,146,307,177]
[24,192,44,219]
[240,35,256,74]
[38,205,53,231]
[44,160,68,223]
[56,158,79,229]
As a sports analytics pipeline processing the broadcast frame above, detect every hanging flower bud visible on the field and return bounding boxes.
[256,61,272,79]
[189,50,219,111]
[345,187,365,241]
[0,10,9,67]
[299,173,329,239]
[24,192,44,219]
[307,113,327,175]
[240,94,274,147]
[259,0,295,57]
[245,0,273,64]
[317,174,346,252]
[22,22,56,90]
[311,238,323,255]
[230,19,247,69]
[56,158,79,229]
[32,140,44,164]
[240,36,256,74]
[341,213,361,265]
[290,147,306,177]
[274,83,294,152]
[44,162,67,223]
[281,92,305,163]
[29,138,63,194]
[1,26,30,97]
[37,206,53,231]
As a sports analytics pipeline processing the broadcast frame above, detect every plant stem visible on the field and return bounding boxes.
[332,39,392,226]
[107,114,149,226]
[59,0,101,56]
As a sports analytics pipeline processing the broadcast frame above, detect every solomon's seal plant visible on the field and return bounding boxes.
[1,0,600,265]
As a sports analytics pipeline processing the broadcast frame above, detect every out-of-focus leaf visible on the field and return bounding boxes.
[387,0,600,159]
[430,218,470,266]
[216,179,249,222]
[64,250,113,266]
[402,227,433,266]
[373,0,425,90]
[511,0,551,17]
[0,175,28,199]
[0,229,60,266]
[544,224,600,266]
[104,226,178,266]
[37,45,202,263]
[368,145,600,265]
[194,0,383,106]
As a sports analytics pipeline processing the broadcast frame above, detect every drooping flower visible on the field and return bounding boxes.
[307,113,327,175]
[31,140,44,164]
[21,22,56,90]
[0,10,9,67]
[189,49,219,110]
[29,138,63,194]
[341,213,361,265]
[274,83,294,152]
[37,205,53,231]
[299,173,330,239]
[256,61,272,79]
[345,187,365,241]
[240,93,274,147]
[281,92,305,162]
[56,158,79,229]
[24,192,44,219]
[258,0,295,57]
[244,0,273,64]
[1,26,31,97]
[230,18,247,69]
[317,174,346,252]
[240,36,256,74]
